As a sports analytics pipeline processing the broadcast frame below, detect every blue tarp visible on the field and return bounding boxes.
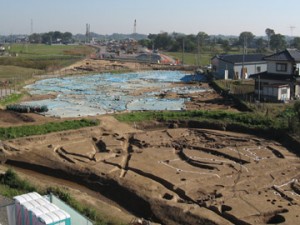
[24,71,208,118]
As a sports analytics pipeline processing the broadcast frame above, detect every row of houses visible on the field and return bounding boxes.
[211,49,300,101]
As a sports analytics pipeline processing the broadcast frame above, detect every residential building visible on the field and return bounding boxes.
[211,54,267,79]
[250,49,300,101]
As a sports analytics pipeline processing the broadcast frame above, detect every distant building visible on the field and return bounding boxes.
[250,49,300,101]
[211,54,267,79]
[136,53,162,63]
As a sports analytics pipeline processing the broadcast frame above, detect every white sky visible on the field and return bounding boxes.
[1,0,300,37]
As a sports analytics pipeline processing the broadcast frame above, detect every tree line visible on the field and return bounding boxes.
[138,28,300,54]
[29,31,73,44]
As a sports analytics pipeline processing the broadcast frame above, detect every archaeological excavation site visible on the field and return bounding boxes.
[0,68,299,225]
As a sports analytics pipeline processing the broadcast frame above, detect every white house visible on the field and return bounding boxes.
[211,54,267,80]
[250,49,300,101]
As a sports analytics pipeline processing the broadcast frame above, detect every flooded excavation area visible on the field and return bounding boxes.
[24,71,209,117]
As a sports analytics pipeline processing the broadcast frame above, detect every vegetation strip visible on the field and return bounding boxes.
[0,93,23,107]
[115,110,283,129]
[0,119,99,140]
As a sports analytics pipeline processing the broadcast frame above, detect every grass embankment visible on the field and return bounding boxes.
[0,119,99,140]
[0,169,122,225]
[115,110,286,131]
[0,93,23,107]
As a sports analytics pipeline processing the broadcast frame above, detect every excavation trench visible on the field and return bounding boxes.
[5,159,160,223]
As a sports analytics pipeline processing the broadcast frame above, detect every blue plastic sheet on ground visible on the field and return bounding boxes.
[24,71,209,118]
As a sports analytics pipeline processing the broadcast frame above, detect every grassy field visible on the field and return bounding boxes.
[165,51,212,66]
[7,44,93,58]
[0,44,94,72]
[0,44,94,97]
[165,46,248,66]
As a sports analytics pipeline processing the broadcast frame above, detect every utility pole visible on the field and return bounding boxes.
[197,35,200,68]
[258,75,261,102]
[30,19,33,34]
[290,26,296,47]
[241,36,247,79]
[182,38,185,65]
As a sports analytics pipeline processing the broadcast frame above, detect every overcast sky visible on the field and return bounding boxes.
[2,0,300,37]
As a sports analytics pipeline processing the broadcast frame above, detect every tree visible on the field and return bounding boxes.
[265,28,275,49]
[148,32,173,51]
[221,39,231,53]
[41,33,52,44]
[29,33,41,43]
[270,34,287,51]
[255,38,267,53]
[292,37,300,50]
[238,32,255,48]
[52,31,62,42]
[197,32,209,50]
[138,39,152,49]
[62,32,73,43]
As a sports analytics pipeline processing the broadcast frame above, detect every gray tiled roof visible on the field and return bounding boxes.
[264,49,300,62]
[249,71,296,80]
[214,54,265,64]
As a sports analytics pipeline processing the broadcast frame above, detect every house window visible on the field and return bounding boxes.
[276,63,287,72]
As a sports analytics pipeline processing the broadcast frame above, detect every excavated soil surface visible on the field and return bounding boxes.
[1,116,299,225]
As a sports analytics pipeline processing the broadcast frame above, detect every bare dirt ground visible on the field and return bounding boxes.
[60,58,152,74]
[1,112,299,224]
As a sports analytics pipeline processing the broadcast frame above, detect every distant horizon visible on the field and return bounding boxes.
[1,32,296,40]
[2,0,300,37]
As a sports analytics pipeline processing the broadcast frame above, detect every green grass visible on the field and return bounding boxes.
[165,52,212,66]
[7,44,92,57]
[115,110,285,130]
[0,44,94,72]
[0,93,23,106]
[0,119,99,140]
[0,65,42,78]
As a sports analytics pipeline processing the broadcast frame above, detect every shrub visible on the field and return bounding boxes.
[0,168,36,192]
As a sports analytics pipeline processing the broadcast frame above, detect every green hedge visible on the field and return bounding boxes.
[0,119,99,140]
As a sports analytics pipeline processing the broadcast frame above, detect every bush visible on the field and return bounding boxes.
[0,168,36,192]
